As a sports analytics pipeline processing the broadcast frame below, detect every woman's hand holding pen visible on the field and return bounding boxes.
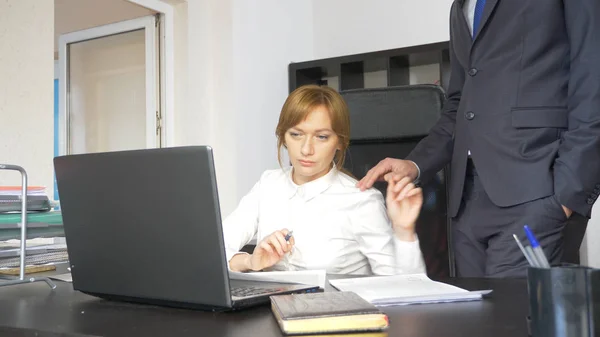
[248,229,295,271]
[385,176,422,242]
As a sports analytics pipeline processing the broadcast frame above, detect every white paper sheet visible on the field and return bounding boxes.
[329,273,492,306]
[229,269,326,288]
[49,272,72,283]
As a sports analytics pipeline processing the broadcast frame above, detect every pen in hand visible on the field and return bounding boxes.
[284,230,294,243]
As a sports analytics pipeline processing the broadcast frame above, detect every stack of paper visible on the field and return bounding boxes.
[329,273,492,306]
[0,186,47,196]
[229,269,327,289]
[0,186,51,213]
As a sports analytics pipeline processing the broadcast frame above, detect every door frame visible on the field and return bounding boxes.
[127,0,174,148]
[58,16,158,155]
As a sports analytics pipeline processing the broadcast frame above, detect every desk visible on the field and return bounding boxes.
[0,277,528,337]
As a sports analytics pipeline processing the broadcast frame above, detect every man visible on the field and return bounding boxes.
[357,0,600,277]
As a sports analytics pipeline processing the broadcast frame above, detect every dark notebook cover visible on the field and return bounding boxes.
[270,291,383,319]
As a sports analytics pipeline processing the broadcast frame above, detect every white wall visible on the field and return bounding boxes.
[184,0,313,217]
[582,204,600,267]
[0,0,54,194]
[231,0,313,211]
[310,0,453,61]
[184,0,236,215]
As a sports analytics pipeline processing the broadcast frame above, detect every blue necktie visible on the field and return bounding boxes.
[473,0,486,39]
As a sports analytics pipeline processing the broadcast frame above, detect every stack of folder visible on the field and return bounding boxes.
[0,211,64,241]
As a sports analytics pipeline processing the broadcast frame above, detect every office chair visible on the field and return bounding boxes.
[340,85,453,278]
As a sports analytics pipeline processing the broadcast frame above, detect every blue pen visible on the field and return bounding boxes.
[524,225,550,268]
[284,230,294,243]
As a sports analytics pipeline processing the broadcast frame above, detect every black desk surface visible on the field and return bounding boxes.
[0,277,528,337]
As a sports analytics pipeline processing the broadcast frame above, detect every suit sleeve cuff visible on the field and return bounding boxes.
[408,160,421,184]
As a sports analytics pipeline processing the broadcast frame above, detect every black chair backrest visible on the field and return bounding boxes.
[340,85,452,277]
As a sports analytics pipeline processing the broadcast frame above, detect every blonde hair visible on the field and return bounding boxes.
[275,85,350,172]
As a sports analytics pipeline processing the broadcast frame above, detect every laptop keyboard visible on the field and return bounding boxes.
[230,286,282,298]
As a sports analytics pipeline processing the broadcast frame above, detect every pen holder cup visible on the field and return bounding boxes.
[526,265,600,337]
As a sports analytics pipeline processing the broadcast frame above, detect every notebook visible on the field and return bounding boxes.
[329,273,492,306]
[270,291,388,335]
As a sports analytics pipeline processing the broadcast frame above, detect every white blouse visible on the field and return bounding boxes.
[222,167,426,275]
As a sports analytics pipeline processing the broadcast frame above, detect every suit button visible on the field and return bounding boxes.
[468,68,478,76]
[465,111,475,120]
[587,198,595,205]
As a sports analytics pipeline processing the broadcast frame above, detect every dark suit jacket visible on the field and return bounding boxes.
[407,0,600,218]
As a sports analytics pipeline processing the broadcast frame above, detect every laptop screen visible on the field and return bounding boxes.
[54,146,234,308]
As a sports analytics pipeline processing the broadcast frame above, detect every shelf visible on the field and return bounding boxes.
[289,41,450,92]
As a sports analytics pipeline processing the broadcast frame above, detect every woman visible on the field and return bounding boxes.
[223,85,425,275]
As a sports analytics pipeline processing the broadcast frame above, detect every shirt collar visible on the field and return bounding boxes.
[285,165,338,201]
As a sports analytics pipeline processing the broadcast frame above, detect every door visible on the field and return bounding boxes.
[58,16,161,155]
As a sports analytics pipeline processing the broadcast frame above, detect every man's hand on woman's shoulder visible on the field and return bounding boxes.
[357,158,419,191]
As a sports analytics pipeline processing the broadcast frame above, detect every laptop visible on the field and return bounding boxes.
[53,146,319,311]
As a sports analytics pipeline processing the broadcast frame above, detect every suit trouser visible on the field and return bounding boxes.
[451,159,581,278]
